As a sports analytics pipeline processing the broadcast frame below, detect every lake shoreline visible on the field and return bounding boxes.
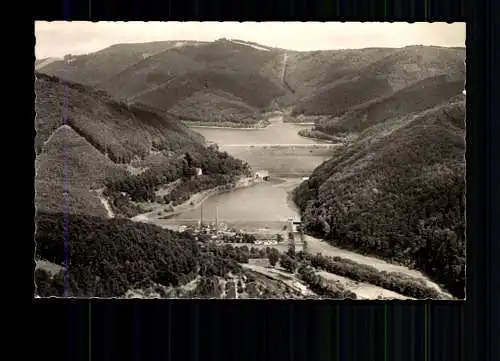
[184,119,270,130]
[131,176,263,224]
[185,117,315,131]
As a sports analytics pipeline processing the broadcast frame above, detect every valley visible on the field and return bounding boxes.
[34,35,466,299]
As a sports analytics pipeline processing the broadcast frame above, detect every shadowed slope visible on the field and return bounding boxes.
[38,41,465,126]
[39,41,207,85]
[35,72,204,163]
[35,125,124,217]
[314,75,465,134]
[289,46,465,116]
[293,97,466,298]
[35,72,250,218]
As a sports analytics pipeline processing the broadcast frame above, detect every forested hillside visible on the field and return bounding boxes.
[35,72,249,217]
[39,41,465,127]
[289,46,465,117]
[39,40,287,125]
[293,96,466,298]
[312,76,464,135]
[37,41,208,85]
[35,212,312,298]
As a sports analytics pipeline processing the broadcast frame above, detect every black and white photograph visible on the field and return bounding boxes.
[34,22,466,299]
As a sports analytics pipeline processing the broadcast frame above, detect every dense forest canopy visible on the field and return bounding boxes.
[35,72,250,218]
[293,98,466,298]
[35,212,242,297]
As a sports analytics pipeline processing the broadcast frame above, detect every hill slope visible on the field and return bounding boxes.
[313,75,465,135]
[293,96,466,298]
[35,72,249,217]
[35,72,203,162]
[102,40,286,122]
[39,41,465,126]
[38,41,208,86]
[35,57,61,70]
[39,40,290,124]
[290,46,465,116]
[35,125,125,217]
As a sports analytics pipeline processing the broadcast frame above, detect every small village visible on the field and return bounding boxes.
[172,168,285,245]
[175,200,302,247]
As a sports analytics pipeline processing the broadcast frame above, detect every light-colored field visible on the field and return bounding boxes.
[35,260,64,277]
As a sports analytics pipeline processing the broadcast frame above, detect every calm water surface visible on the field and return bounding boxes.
[158,117,331,231]
[194,116,317,145]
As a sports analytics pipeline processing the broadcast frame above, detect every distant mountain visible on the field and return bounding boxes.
[293,95,466,298]
[35,72,248,217]
[39,41,465,127]
[289,46,465,116]
[100,40,287,122]
[40,40,287,124]
[313,75,464,135]
[39,41,208,86]
[35,57,62,70]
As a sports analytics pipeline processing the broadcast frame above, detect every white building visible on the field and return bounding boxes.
[254,170,270,181]
[195,168,203,176]
[287,217,302,233]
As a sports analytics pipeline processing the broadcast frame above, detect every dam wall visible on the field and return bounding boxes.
[219,144,340,157]
[219,144,338,177]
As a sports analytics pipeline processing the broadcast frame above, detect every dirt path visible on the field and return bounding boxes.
[281,53,288,83]
[231,40,271,51]
[131,188,217,223]
[187,122,269,130]
[94,188,115,219]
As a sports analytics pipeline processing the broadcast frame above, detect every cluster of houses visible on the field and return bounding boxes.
[177,221,285,246]
[253,233,282,246]
[178,221,230,236]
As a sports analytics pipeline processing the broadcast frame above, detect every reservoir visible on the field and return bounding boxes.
[148,117,452,296]
[155,116,334,232]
